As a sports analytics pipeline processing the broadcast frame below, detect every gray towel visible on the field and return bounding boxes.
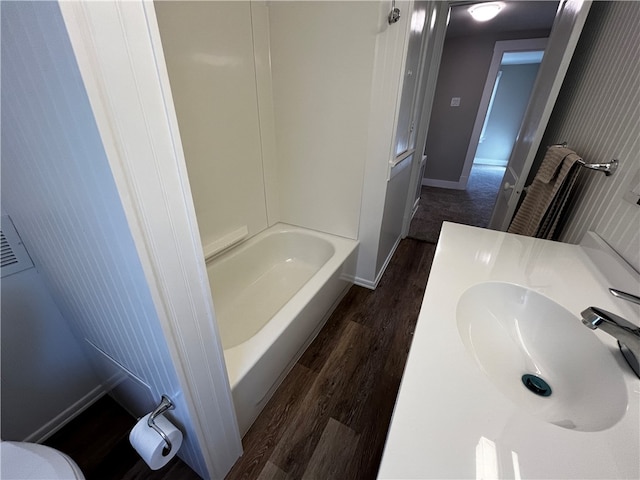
[508,146,582,238]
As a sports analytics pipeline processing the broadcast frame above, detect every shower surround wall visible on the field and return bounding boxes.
[154,1,405,260]
[268,2,379,239]
[154,2,271,247]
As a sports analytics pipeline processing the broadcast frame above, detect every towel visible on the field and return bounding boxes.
[508,146,582,238]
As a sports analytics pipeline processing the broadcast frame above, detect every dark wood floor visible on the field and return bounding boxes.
[44,395,200,480]
[43,238,435,480]
[226,238,436,480]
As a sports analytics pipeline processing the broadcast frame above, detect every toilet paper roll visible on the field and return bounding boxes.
[129,413,183,470]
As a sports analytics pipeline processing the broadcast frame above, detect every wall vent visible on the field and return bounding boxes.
[1,215,34,278]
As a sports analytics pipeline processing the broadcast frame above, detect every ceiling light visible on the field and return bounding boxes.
[468,2,504,22]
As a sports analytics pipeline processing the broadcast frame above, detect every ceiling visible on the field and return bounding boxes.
[445,1,560,38]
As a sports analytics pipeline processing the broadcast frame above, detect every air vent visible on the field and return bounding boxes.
[1,231,18,268]
[1,215,34,278]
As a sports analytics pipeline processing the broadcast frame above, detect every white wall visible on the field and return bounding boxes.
[378,156,413,272]
[154,2,272,250]
[0,2,207,475]
[155,1,385,244]
[153,1,414,286]
[269,1,380,240]
[538,2,640,272]
[376,1,433,275]
[356,0,413,287]
[1,267,102,442]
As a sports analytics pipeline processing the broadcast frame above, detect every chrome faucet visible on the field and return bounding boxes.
[581,288,640,379]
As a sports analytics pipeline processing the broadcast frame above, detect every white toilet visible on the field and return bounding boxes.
[0,441,85,479]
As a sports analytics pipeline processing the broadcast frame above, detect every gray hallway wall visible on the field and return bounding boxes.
[424,29,550,183]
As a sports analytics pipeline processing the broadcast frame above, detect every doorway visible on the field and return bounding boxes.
[473,50,544,168]
[408,1,559,243]
[459,39,546,206]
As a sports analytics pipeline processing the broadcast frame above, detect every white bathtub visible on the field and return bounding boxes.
[207,223,358,435]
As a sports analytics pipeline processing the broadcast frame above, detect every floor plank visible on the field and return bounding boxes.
[301,418,359,480]
[257,461,291,480]
[269,320,373,478]
[227,364,317,480]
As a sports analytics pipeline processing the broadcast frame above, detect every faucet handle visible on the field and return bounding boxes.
[609,288,640,306]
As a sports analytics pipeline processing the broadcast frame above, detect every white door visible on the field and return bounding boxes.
[488,0,592,231]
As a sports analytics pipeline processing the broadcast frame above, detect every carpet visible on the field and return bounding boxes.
[408,165,505,244]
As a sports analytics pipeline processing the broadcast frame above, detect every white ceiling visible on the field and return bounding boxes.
[446,1,560,38]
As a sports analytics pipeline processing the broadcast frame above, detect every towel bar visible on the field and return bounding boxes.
[577,158,618,176]
[549,143,618,177]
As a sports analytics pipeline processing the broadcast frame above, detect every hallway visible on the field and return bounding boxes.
[408,164,505,243]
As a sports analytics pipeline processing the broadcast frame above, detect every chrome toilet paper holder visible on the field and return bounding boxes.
[148,395,175,456]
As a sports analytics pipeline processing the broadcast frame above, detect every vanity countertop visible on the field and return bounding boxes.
[378,222,639,479]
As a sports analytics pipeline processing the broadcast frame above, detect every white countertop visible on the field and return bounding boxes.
[378,223,640,479]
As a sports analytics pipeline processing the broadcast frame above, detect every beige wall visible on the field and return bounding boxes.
[155,1,426,285]
[156,2,388,245]
[269,2,379,239]
[155,2,390,248]
[155,2,270,250]
[536,2,640,272]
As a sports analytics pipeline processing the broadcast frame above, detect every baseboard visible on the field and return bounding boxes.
[353,276,376,289]
[422,176,467,190]
[411,200,419,220]
[25,385,107,443]
[353,235,402,290]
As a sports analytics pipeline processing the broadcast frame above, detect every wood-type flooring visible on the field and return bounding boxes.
[44,395,201,480]
[41,238,435,480]
[226,238,436,480]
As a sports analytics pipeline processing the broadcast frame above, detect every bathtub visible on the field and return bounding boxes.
[206,223,358,435]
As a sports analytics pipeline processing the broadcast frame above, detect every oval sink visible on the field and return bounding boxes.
[456,282,627,432]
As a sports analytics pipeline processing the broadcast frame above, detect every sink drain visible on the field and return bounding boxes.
[521,374,552,397]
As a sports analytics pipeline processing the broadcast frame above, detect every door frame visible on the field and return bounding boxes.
[458,38,548,190]
[489,0,592,231]
[59,1,242,477]
[401,2,450,237]
[402,0,592,237]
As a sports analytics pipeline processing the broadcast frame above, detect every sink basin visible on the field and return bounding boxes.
[456,282,627,431]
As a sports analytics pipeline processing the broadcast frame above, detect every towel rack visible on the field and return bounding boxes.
[549,143,618,177]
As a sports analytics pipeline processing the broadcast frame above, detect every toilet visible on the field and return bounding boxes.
[0,441,85,479]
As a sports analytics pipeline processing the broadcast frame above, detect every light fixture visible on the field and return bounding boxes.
[468,2,504,22]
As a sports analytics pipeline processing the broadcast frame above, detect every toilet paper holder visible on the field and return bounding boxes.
[148,395,175,456]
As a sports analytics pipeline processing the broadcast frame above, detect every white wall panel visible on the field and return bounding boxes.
[355,1,411,287]
[378,156,413,272]
[0,2,207,474]
[540,2,640,272]
[269,2,380,239]
[155,1,269,250]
